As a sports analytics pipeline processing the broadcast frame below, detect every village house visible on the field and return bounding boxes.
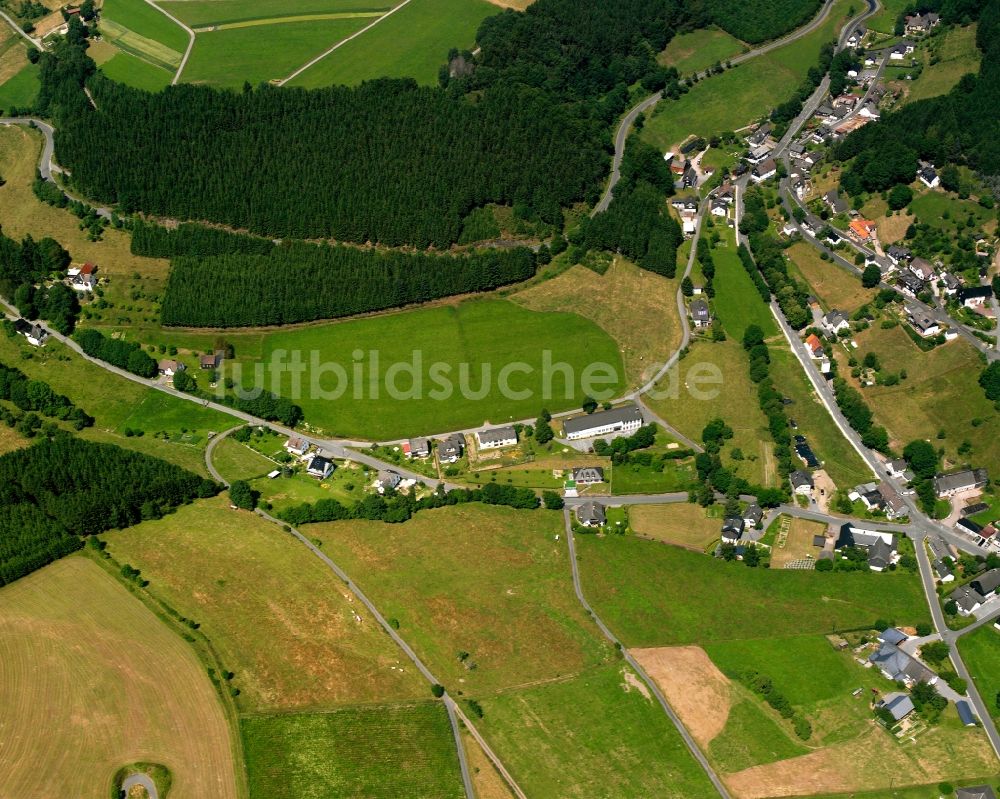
[835,523,898,571]
[824,190,848,214]
[890,41,916,60]
[562,404,643,441]
[918,164,939,188]
[790,470,814,497]
[878,484,907,519]
[284,436,309,457]
[866,253,893,276]
[158,359,184,378]
[857,102,880,120]
[13,319,48,347]
[475,426,518,450]
[950,584,987,615]
[572,466,605,485]
[934,558,955,582]
[905,12,939,33]
[934,468,989,498]
[849,482,884,511]
[959,285,993,308]
[869,640,935,684]
[939,273,962,297]
[690,298,712,328]
[744,503,764,529]
[846,25,867,47]
[306,455,334,479]
[403,437,431,458]
[822,309,850,336]
[68,262,97,292]
[884,457,913,480]
[746,123,772,147]
[877,692,915,722]
[575,501,606,528]
[710,198,729,217]
[200,352,221,370]
[886,245,912,266]
[909,257,936,282]
[804,333,825,359]
[971,569,1000,599]
[751,158,777,183]
[721,516,745,544]
[906,305,941,338]
[438,434,464,463]
[896,272,925,298]
[375,470,401,494]
[848,218,876,242]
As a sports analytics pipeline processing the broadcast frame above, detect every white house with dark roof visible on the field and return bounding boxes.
[575,501,606,528]
[918,165,939,188]
[959,285,993,308]
[751,158,777,183]
[438,434,465,463]
[13,319,47,347]
[906,305,940,338]
[790,470,814,496]
[405,437,431,458]
[476,426,517,450]
[572,467,605,485]
[375,470,401,494]
[877,692,915,722]
[869,640,935,685]
[690,299,712,328]
[934,468,989,497]
[744,504,764,528]
[721,517,745,544]
[306,455,334,479]
[822,310,850,335]
[563,404,643,441]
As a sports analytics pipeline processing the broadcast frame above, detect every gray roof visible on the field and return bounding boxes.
[572,466,605,483]
[950,585,986,612]
[408,437,430,454]
[957,788,998,799]
[824,310,848,327]
[744,504,763,524]
[869,641,933,683]
[971,569,1000,597]
[377,470,401,488]
[307,455,333,473]
[869,538,894,569]
[934,468,989,494]
[576,501,606,526]
[790,470,814,488]
[956,700,978,726]
[439,434,464,457]
[879,627,907,646]
[477,426,517,445]
[562,404,642,437]
[933,559,953,579]
[722,517,745,536]
[880,692,915,721]
[690,299,711,320]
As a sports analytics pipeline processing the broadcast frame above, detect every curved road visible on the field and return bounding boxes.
[593,0,840,215]
[121,772,158,799]
[141,0,195,85]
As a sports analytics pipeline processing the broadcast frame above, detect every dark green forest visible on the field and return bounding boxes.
[0,361,93,430]
[699,0,822,43]
[0,227,78,333]
[837,0,1000,194]
[0,436,218,585]
[160,242,537,327]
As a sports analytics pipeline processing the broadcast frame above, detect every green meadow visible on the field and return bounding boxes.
[289,0,500,87]
[241,299,624,439]
[102,0,190,54]
[575,536,929,647]
[660,26,747,75]
[99,51,173,92]
[181,18,374,86]
[709,226,778,341]
[957,625,1000,725]
[0,63,39,110]
[241,703,465,799]
[160,0,393,28]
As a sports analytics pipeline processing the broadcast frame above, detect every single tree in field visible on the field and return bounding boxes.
[229,480,258,510]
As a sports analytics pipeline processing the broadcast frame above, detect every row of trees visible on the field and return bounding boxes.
[278,482,541,527]
[832,377,891,454]
[160,242,538,327]
[0,436,219,586]
[74,328,158,378]
[743,323,796,478]
[0,361,93,429]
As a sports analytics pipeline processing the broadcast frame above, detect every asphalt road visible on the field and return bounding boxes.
[562,509,735,799]
[121,772,158,799]
[592,0,840,215]
[0,9,43,50]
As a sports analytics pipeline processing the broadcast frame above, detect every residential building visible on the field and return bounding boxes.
[959,285,993,308]
[746,123,772,147]
[905,13,939,33]
[790,470,814,496]
[846,25,867,47]
[405,437,431,458]
[306,455,334,479]
[884,458,911,479]
[13,318,47,347]
[933,558,955,582]
[879,627,908,646]
[822,309,850,335]
[200,352,221,370]
[690,299,712,328]
[572,467,605,485]
[956,787,997,799]
[949,584,987,615]
[835,523,898,571]
[877,692,915,722]
[375,470,401,494]
[562,404,643,441]
[744,504,763,528]
[918,165,939,188]
[68,262,97,292]
[284,436,309,457]
[439,434,464,463]
[868,640,935,685]
[848,218,876,242]
[878,484,907,520]
[158,359,184,377]
[576,501,606,528]
[940,273,962,296]
[476,426,518,450]
[970,569,1000,598]
[721,517,745,544]
[934,468,989,498]
[886,245,912,265]
[909,257,936,282]
[710,198,729,217]
[906,305,940,338]
[824,190,848,214]
[804,333,824,359]
[896,272,925,298]
[751,158,777,183]
[957,518,983,537]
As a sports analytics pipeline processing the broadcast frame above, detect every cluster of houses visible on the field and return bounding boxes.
[835,522,899,570]
[670,194,700,236]
[719,503,765,547]
[948,568,1000,615]
[847,481,907,519]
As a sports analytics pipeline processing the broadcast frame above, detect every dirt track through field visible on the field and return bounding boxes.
[630,646,732,747]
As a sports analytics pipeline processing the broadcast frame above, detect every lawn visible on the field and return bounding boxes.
[610,457,699,494]
[904,24,981,104]
[306,503,613,694]
[770,515,830,567]
[0,557,239,798]
[253,461,372,513]
[659,26,747,75]
[710,226,778,341]
[98,50,173,91]
[104,496,426,711]
[768,346,872,490]
[708,693,809,772]
[865,0,911,33]
[181,17,376,86]
[957,625,1000,725]
[908,189,994,232]
[0,334,230,476]
[644,339,775,487]
[289,0,500,87]
[475,663,718,799]
[212,436,278,482]
[0,62,39,110]
[513,257,682,388]
[576,536,929,647]
[849,326,1000,470]
[785,242,875,313]
[159,0,394,27]
[642,0,855,149]
[241,702,465,799]
[629,502,723,551]
[245,299,624,439]
[102,0,190,54]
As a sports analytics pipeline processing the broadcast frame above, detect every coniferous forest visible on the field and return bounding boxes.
[0,436,219,586]
[160,243,538,327]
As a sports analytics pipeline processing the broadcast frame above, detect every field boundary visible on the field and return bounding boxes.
[277,0,412,85]
[192,11,384,32]
[98,17,182,70]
